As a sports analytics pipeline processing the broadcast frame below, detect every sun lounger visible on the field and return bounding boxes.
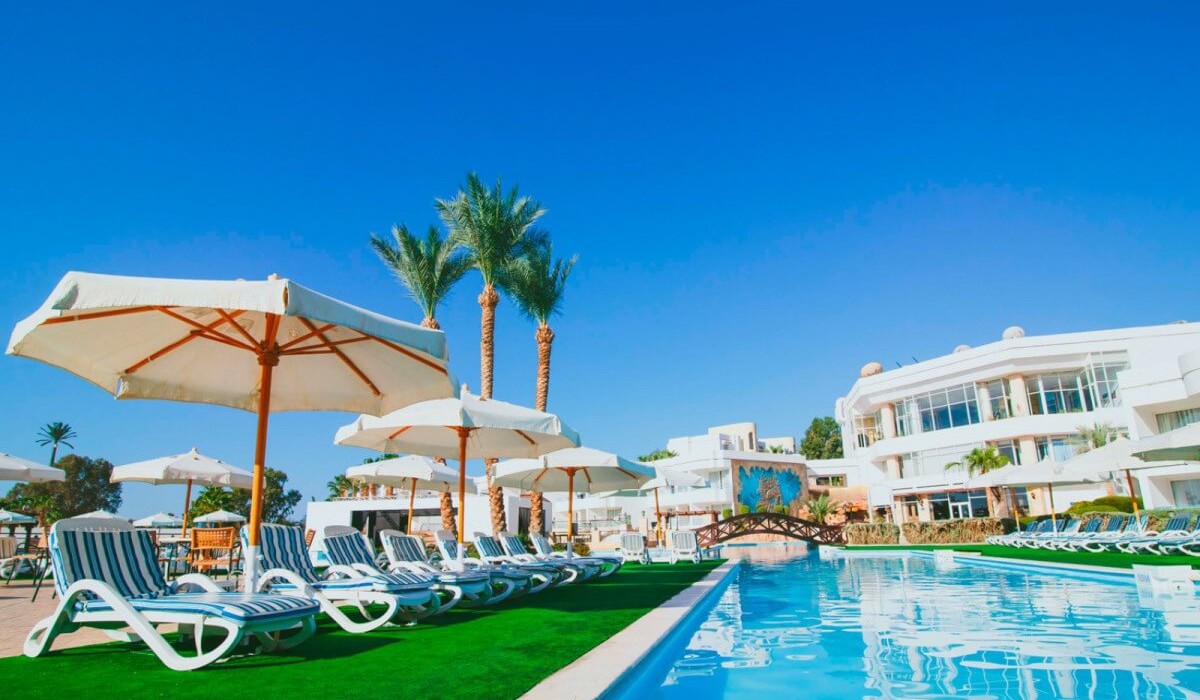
[987,521,1038,546]
[432,530,539,597]
[472,533,563,590]
[26,517,317,671]
[321,526,454,618]
[377,529,507,606]
[497,532,594,583]
[617,533,651,564]
[1030,518,1081,549]
[246,524,440,633]
[1044,517,1102,550]
[1060,515,1126,551]
[1153,517,1200,556]
[1076,515,1147,553]
[1116,515,1195,554]
[668,530,703,564]
[1002,519,1055,548]
[529,532,623,577]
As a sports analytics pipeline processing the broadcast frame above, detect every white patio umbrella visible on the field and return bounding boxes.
[76,510,126,520]
[8,271,455,589]
[193,509,246,525]
[346,455,475,534]
[969,460,1090,527]
[0,453,65,483]
[0,509,36,525]
[111,448,252,535]
[1055,437,1181,518]
[493,447,654,554]
[1133,423,1200,463]
[133,512,184,528]
[335,388,579,550]
[643,468,708,543]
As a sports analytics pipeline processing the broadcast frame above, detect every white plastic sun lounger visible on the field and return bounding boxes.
[472,533,563,590]
[617,532,651,565]
[26,517,317,671]
[497,532,591,583]
[322,526,456,617]
[1060,515,1127,551]
[668,530,703,564]
[1077,516,1148,553]
[1116,515,1194,554]
[529,532,623,577]
[246,524,441,633]
[433,530,539,597]
[377,529,507,606]
[1154,518,1200,556]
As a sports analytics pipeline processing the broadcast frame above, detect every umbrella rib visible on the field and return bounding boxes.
[614,467,638,480]
[280,336,373,354]
[42,306,157,325]
[386,426,412,440]
[152,307,257,351]
[125,310,251,374]
[297,318,380,396]
[278,323,336,350]
[369,336,449,375]
[214,309,261,347]
[582,468,592,485]
[513,430,536,445]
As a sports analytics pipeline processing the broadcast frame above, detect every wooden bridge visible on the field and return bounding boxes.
[693,512,845,548]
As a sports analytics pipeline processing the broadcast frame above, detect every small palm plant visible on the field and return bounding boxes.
[1075,422,1119,452]
[326,475,354,500]
[36,421,77,466]
[804,495,838,524]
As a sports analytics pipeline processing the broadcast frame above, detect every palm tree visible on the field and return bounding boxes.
[437,173,547,534]
[1075,422,1119,452]
[945,446,1012,517]
[803,495,838,524]
[372,224,470,531]
[35,421,76,466]
[326,475,354,500]
[371,224,472,331]
[503,245,577,535]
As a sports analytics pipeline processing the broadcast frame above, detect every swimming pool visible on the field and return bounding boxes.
[609,546,1200,699]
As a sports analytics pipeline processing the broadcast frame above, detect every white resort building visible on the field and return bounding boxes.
[838,321,1200,523]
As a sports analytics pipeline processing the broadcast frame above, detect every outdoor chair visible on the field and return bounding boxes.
[1116,514,1194,554]
[26,517,317,671]
[499,531,599,583]
[188,526,239,577]
[432,530,540,597]
[530,531,623,576]
[245,523,440,633]
[617,532,652,564]
[1061,515,1126,551]
[472,533,563,590]
[1153,518,1200,556]
[1007,519,1056,548]
[377,529,505,606]
[1077,515,1148,553]
[1029,518,1080,549]
[987,521,1038,546]
[668,530,703,564]
[320,526,449,620]
[1045,517,1102,550]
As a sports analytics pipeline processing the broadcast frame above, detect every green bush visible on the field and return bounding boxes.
[1080,495,1142,513]
[844,523,900,545]
[902,518,1012,544]
[738,504,751,515]
[1066,503,1118,515]
[721,508,733,520]
[774,505,788,515]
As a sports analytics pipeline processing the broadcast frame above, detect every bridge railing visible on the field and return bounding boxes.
[693,512,845,548]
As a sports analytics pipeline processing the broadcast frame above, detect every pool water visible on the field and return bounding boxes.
[612,546,1200,699]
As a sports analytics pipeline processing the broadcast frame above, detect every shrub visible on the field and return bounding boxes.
[774,505,788,515]
[1066,503,1119,515]
[553,541,591,556]
[902,518,1011,544]
[721,508,733,520]
[844,523,899,545]
[738,504,751,515]
[1083,495,1142,513]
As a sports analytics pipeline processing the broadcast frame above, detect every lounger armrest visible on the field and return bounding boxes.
[171,573,225,593]
[60,578,151,621]
[257,567,317,598]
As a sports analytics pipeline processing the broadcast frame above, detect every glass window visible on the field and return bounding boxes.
[1035,435,1082,462]
[893,400,914,437]
[1012,486,1029,512]
[1082,352,1129,410]
[1170,479,1200,506]
[986,379,1011,420]
[928,493,951,520]
[991,439,1021,466]
[813,475,847,487]
[895,384,982,435]
[853,412,883,448]
[1027,372,1088,415]
[1157,408,1200,433]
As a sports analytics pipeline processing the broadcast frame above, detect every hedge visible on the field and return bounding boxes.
[844,523,900,545]
[902,517,1013,544]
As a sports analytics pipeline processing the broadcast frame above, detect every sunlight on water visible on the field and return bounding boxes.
[617,546,1200,699]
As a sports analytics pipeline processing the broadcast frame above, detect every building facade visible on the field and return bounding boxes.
[836,322,1200,522]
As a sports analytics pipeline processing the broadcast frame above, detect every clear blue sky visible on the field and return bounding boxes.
[2,3,1197,518]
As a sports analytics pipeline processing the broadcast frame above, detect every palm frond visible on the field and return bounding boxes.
[371,224,470,321]
[437,172,547,285]
[502,243,578,325]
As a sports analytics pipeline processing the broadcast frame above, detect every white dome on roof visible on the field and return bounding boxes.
[860,361,883,378]
[1002,326,1025,340]
[953,344,971,353]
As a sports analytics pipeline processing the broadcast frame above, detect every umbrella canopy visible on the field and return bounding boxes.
[494,448,654,551]
[641,468,708,492]
[9,271,455,589]
[133,512,184,528]
[0,509,36,525]
[0,453,65,483]
[76,510,125,520]
[335,388,579,546]
[348,455,474,535]
[967,460,1091,525]
[193,509,246,524]
[1057,437,1182,517]
[1133,423,1200,463]
[111,448,252,534]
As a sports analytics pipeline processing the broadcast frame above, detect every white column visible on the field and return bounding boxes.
[1008,375,1031,417]
[976,382,993,421]
[880,404,897,439]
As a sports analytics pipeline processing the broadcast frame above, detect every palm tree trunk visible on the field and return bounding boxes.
[439,492,455,532]
[48,444,58,467]
[478,284,499,400]
[487,459,507,535]
[527,324,555,535]
[421,317,441,331]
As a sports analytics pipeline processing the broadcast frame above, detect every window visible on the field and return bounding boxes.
[1027,372,1088,415]
[1035,435,1082,462]
[1157,408,1200,433]
[1171,479,1200,506]
[893,383,981,435]
[1012,486,1029,512]
[901,496,919,520]
[814,475,847,487]
[991,439,1021,466]
[930,490,989,520]
[928,493,951,520]
[985,379,1012,420]
[1082,353,1129,410]
[893,400,914,437]
[853,412,883,448]
[901,443,982,478]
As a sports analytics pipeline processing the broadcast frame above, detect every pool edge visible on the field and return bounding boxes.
[519,560,740,700]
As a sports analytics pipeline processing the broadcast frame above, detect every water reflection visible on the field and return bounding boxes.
[649,547,1200,699]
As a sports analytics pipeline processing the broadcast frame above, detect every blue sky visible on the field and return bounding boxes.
[2,3,1198,518]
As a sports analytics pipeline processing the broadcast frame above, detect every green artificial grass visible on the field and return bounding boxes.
[846,544,1200,569]
[0,561,721,700]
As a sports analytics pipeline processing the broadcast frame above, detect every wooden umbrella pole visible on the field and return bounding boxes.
[654,487,662,544]
[567,468,575,559]
[408,477,417,534]
[181,479,193,535]
[456,427,469,548]
[1047,483,1056,527]
[246,313,279,591]
[1124,469,1140,518]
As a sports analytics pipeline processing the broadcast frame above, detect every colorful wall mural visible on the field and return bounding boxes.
[733,462,808,514]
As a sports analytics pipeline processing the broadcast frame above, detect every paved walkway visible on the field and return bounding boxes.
[0,580,109,657]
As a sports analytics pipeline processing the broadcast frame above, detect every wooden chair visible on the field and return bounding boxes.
[188,527,239,577]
